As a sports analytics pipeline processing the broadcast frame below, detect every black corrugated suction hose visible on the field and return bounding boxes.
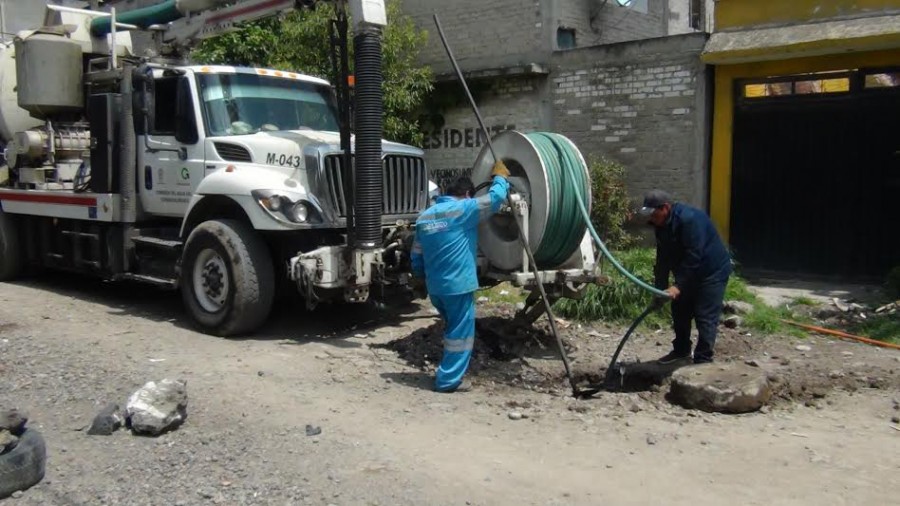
[353,29,384,249]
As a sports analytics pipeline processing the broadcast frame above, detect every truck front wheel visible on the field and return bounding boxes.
[0,210,22,281]
[181,219,274,336]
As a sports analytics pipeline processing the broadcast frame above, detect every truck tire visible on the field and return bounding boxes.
[0,210,22,281]
[181,219,274,336]
[0,428,47,499]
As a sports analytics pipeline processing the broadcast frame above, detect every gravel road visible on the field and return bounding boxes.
[1,274,898,505]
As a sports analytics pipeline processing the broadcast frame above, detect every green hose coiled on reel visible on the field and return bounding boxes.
[527,132,590,267]
[524,132,670,298]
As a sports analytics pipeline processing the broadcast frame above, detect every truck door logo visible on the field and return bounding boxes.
[181,167,190,180]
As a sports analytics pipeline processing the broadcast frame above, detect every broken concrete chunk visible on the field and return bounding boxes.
[0,408,28,435]
[669,363,772,414]
[507,411,524,420]
[88,403,125,436]
[125,379,188,436]
[832,298,850,312]
[723,301,754,315]
[723,315,743,329]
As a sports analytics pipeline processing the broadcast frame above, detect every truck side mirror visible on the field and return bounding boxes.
[175,76,198,145]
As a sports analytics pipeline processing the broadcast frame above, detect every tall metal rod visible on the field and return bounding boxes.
[0,1,7,44]
[432,15,498,162]
[111,7,117,70]
[432,13,583,397]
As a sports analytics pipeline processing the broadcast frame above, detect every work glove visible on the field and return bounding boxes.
[491,160,511,179]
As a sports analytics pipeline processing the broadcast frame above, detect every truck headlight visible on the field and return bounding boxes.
[290,202,309,223]
[261,195,283,212]
[251,190,322,225]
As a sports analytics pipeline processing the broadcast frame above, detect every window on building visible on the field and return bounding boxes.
[690,0,704,30]
[557,27,576,50]
[864,71,900,89]
[742,73,851,99]
[615,0,648,14]
[743,69,899,99]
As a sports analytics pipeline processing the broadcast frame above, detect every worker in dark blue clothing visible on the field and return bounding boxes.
[641,190,732,364]
[411,161,511,392]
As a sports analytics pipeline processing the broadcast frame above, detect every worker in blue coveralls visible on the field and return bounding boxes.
[642,190,732,365]
[411,161,511,393]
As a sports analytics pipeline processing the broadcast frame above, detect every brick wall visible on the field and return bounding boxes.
[403,0,669,70]
[421,33,710,208]
[400,0,549,75]
[550,33,709,207]
[556,0,666,49]
[422,77,547,190]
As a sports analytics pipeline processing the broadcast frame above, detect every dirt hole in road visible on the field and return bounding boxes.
[379,315,900,405]
[378,316,630,395]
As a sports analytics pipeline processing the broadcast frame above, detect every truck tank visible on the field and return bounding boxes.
[0,42,42,144]
[14,28,84,119]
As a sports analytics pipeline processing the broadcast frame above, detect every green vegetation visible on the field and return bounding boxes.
[790,296,817,306]
[554,247,809,336]
[554,248,669,328]
[191,1,433,146]
[848,314,900,344]
[586,157,635,250]
[476,283,527,305]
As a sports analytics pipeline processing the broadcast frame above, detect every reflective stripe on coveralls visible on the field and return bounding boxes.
[431,292,476,392]
[443,337,475,352]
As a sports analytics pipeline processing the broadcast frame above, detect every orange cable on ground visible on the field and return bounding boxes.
[780,320,900,350]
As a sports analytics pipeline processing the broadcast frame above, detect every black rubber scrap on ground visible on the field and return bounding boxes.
[0,409,46,499]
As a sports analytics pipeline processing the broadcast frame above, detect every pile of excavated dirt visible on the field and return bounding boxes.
[376,315,571,395]
[380,304,900,408]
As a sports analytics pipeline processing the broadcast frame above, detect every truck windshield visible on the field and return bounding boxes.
[197,73,340,136]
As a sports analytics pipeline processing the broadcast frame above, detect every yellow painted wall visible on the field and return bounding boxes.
[716,0,900,31]
[709,49,900,242]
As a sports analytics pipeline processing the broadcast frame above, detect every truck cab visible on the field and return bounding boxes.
[0,3,429,336]
[138,65,425,229]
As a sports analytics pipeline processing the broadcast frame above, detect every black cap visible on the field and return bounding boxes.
[639,190,673,216]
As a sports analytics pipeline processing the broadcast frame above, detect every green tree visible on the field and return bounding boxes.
[587,156,635,250]
[191,1,433,145]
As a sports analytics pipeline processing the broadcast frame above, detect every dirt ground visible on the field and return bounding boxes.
[1,274,899,505]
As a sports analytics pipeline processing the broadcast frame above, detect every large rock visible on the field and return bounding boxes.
[669,363,772,413]
[125,379,188,436]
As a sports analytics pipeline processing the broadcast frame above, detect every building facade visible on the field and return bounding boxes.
[704,0,900,278]
[403,0,714,209]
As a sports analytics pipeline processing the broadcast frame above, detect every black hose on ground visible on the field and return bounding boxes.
[603,303,657,387]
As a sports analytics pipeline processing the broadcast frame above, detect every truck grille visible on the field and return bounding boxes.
[324,154,427,217]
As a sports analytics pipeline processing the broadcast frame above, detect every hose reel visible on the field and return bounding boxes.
[473,130,592,271]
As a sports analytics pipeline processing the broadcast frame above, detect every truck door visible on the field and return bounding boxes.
[138,75,205,217]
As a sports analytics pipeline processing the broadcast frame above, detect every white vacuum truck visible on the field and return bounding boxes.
[0,0,430,335]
